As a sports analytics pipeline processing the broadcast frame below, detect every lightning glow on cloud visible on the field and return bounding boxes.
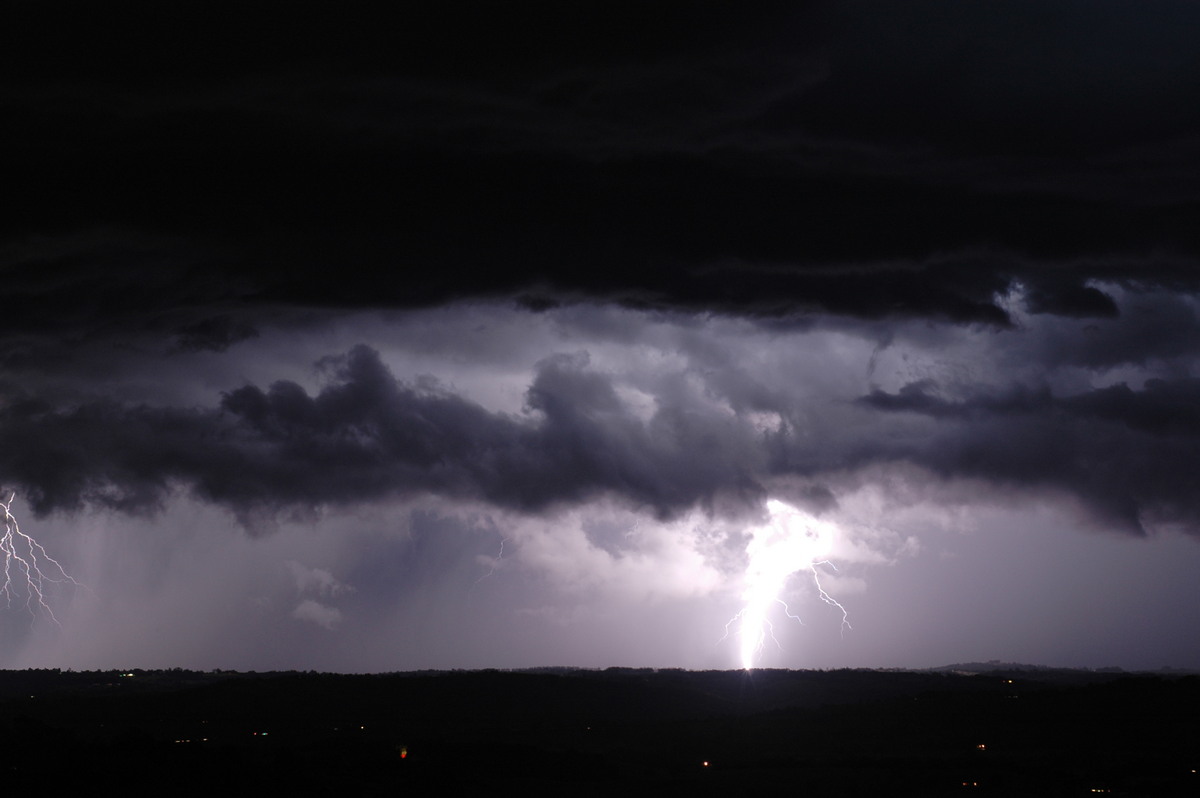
[730,499,850,669]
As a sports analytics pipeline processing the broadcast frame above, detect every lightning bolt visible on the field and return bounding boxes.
[472,535,506,585]
[726,499,850,669]
[1,493,81,625]
[465,535,508,597]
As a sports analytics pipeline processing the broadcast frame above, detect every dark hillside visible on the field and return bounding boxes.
[1,667,1196,796]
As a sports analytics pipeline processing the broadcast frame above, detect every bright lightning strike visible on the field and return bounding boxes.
[1,493,81,625]
[727,499,850,669]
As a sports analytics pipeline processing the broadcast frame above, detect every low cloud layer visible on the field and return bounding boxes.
[3,287,1198,541]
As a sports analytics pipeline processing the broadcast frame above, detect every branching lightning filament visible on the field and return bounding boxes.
[474,535,509,586]
[1,493,81,624]
[728,499,850,669]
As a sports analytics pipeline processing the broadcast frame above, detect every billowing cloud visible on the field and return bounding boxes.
[2,288,1198,544]
[0,344,763,521]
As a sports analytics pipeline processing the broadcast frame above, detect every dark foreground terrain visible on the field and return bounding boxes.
[1,665,1196,796]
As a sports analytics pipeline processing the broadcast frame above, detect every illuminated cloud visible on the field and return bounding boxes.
[292,599,344,631]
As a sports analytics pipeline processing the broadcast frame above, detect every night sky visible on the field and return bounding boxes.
[4,1,1200,672]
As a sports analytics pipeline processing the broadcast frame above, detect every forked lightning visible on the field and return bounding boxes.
[1,493,81,624]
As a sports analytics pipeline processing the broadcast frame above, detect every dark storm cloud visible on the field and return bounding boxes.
[855,378,1200,534]
[5,1,1200,335]
[1028,287,1200,369]
[3,0,1200,543]
[1022,279,1119,319]
[0,231,263,369]
[3,339,1200,539]
[0,345,764,522]
[172,315,260,353]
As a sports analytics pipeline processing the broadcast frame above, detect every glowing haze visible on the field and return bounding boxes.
[733,500,848,669]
